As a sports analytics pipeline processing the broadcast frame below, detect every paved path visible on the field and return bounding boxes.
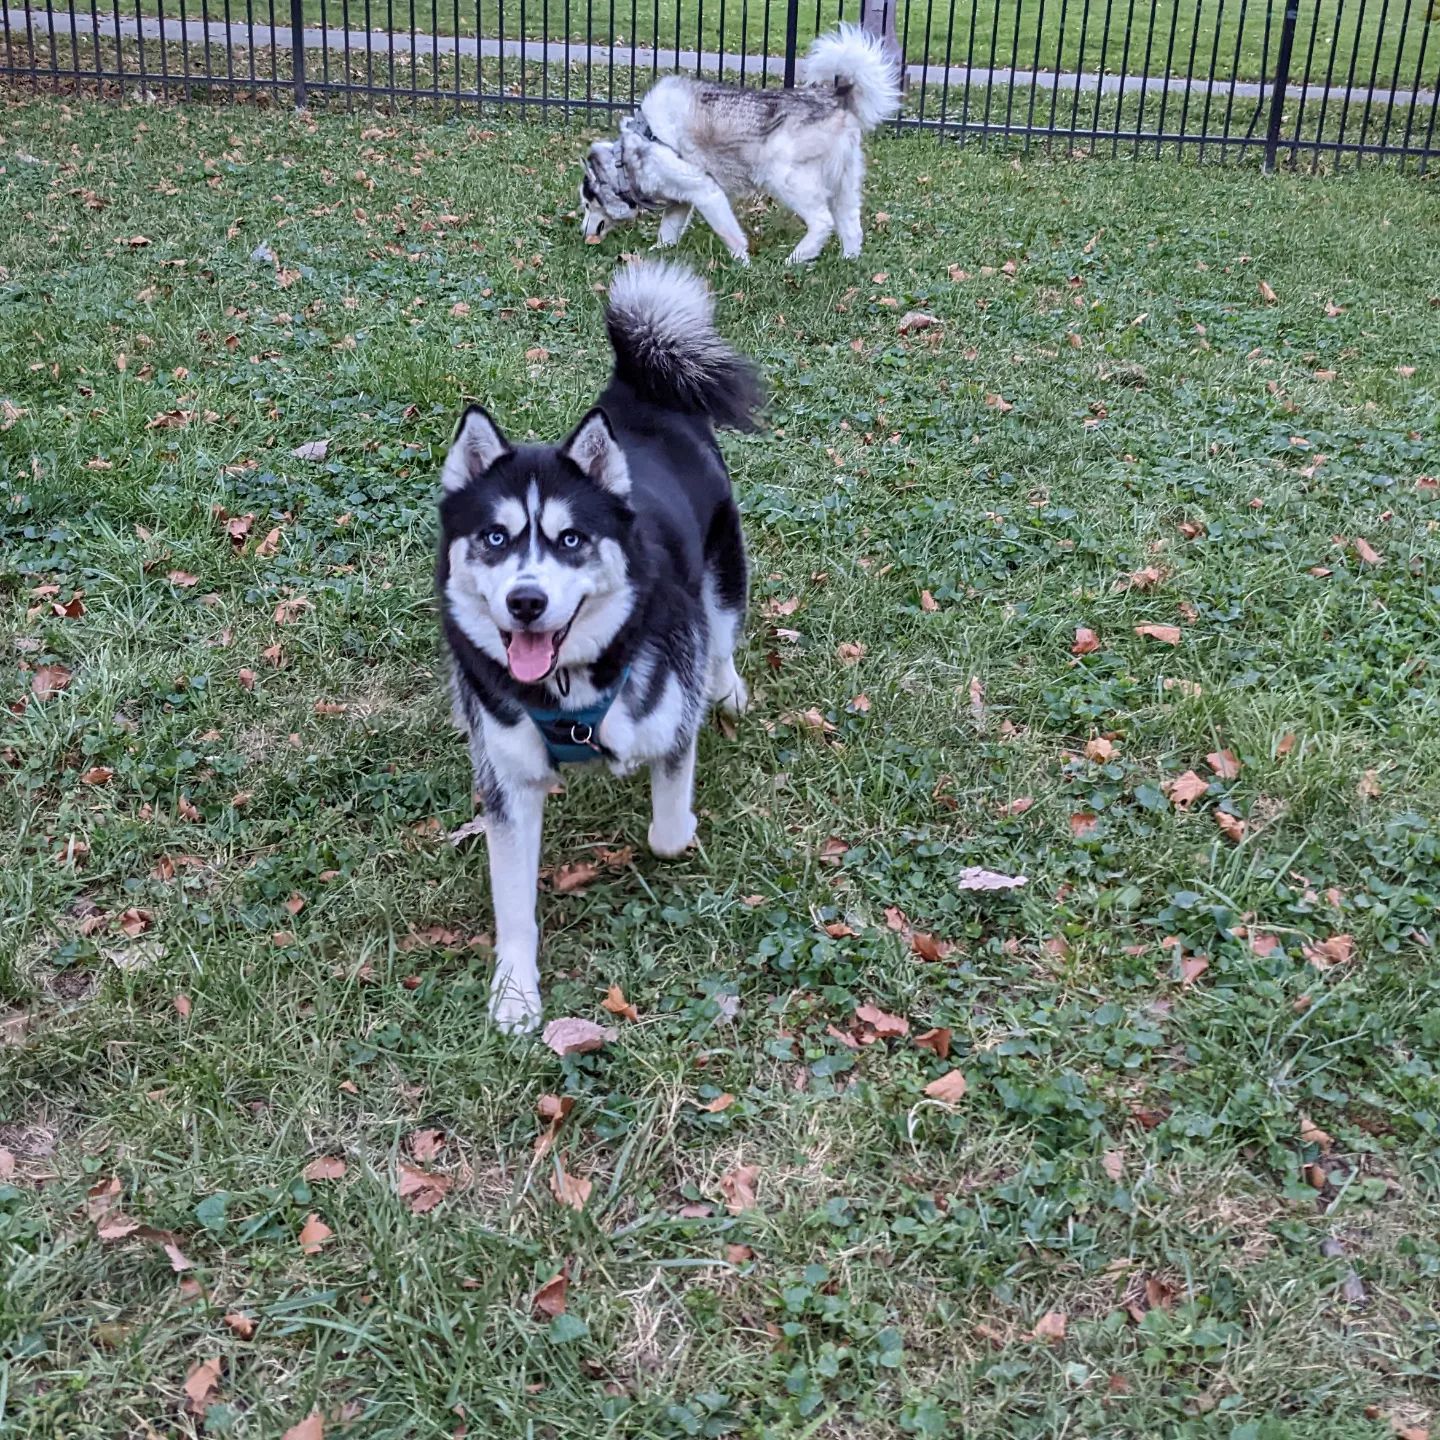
[3,6,1435,109]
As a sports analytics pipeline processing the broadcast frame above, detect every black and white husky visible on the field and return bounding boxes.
[437,262,762,1032]
[580,25,902,265]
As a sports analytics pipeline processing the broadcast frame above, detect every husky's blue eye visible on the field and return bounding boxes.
[485,529,508,549]
[559,530,584,550]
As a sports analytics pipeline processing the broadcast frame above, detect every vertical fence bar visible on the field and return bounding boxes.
[1355,0,1393,159]
[1176,0,1206,152]
[1068,0,1092,141]
[1219,0,1247,159]
[1023,0,1049,152]
[1130,0,1157,156]
[978,0,1000,140]
[1197,0,1226,159]
[782,0,798,84]
[1286,0,1323,163]
[290,0,305,102]
[1375,0,1414,157]
[1001,0,1025,141]
[1330,0,1370,166]
[1110,0,1137,155]
[1047,0,1071,153]
[1152,0,1181,156]
[1398,1,1434,164]
[1087,0,1116,152]
[1262,0,1297,171]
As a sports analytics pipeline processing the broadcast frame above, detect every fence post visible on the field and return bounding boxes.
[1262,0,1299,172]
[782,0,800,86]
[860,0,905,94]
[290,0,307,108]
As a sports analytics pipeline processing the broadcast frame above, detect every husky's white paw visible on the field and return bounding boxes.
[488,969,542,1034]
[649,812,698,858]
[709,657,748,716]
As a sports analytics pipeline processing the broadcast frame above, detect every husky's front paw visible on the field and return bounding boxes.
[488,966,542,1034]
[649,812,698,858]
[710,658,748,717]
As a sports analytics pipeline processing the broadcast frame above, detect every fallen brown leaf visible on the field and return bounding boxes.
[1032,1311,1067,1343]
[920,589,939,613]
[281,1412,325,1440]
[299,1213,333,1255]
[1352,536,1383,566]
[1071,627,1101,655]
[914,1027,952,1060]
[699,1093,735,1113]
[1070,811,1099,840]
[923,1069,968,1104]
[79,766,113,786]
[1164,771,1210,809]
[1299,1113,1334,1152]
[549,1161,592,1211]
[855,1003,909,1039]
[222,1312,256,1340]
[184,1358,223,1415]
[397,1161,452,1214]
[532,1269,568,1318]
[1084,737,1116,762]
[1215,811,1247,843]
[1258,280,1278,304]
[31,664,73,700]
[1302,933,1355,970]
[1207,749,1241,779]
[600,984,639,1022]
[541,1017,615,1056]
[997,796,1034,818]
[1135,623,1182,645]
[1179,955,1210,987]
[1101,1150,1125,1182]
[302,1156,347,1182]
[836,641,866,664]
[551,860,600,894]
[719,1164,759,1214]
[173,992,193,1018]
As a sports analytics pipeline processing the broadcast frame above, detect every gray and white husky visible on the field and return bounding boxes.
[437,262,762,1032]
[580,25,901,265]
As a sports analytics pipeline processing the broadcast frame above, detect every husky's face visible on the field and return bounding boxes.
[580,141,639,242]
[439,407,636,686]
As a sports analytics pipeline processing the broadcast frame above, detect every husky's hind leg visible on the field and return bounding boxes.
[703,499,749,716]
[830,143,866,259]
[769,166,836,264]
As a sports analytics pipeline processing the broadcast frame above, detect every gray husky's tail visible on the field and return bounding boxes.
[605,261,763,432]
[802,24,903,131]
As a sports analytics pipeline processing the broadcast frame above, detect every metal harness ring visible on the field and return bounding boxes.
[569,722,594,746]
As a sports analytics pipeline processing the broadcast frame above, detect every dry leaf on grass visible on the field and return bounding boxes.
[1215,811,1247,843]
[409,1128,444,1162]
[1299,1113,1334,1152]
[897,310,941,334]
[1101,1151,1125,1182]
[541,1017,615,1056]
[1179,955,1210,987]
[855,1003,909,1039]
[534,1094,575,1160]
[1084,737,1116,762]
[532,1269,568,1318]
[923,1069,968,1104]
[298,1213,333,1255]
[281,1411,325,1440]
[836,641,866,664]
[600,984,639,1022]
[1071,627,1101,655]
[1302,933,1355,970]
[1164,771,1209,809]
[292,439,329,462]
[957,866,1027,891]
[997,796,1034,818]
[914,1027,952,1060]
[1032,1311,1068,1343]
[1207,749,1241,779]
[1135,623,1182,645]
[698,1093,735,1113]
[302,1156,346,1182]
[719,1164,759,1214]
[31,664,73,700]
[397,1162,452,1214]
[222,1312,256,1339]
[549,1162,592,1211]
[1258,280,1278,304]
[1070,811,1099,839]
[1352,536,1383,566]
[183,1357,222,1414]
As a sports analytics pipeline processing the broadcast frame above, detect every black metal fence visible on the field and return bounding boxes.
[2,0,1437,167]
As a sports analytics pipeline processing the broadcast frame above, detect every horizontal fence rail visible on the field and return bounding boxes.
[2,0,1437,166]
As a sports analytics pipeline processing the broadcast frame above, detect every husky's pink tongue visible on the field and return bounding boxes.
[506,630,555,683]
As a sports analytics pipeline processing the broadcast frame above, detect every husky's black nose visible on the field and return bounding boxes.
[506,584,548,625]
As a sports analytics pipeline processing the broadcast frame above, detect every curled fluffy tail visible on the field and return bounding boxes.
[802,24,903,131]
[605,261,764,432]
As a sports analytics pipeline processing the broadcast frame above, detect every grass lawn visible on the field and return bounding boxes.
[4,97,1440,1438]
[95,0,1430,83]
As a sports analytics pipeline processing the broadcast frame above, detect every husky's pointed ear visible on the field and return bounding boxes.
[561,408,631,498]
[441,406,510,493]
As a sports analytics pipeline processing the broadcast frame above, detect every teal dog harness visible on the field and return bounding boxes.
[522,668,630,766]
